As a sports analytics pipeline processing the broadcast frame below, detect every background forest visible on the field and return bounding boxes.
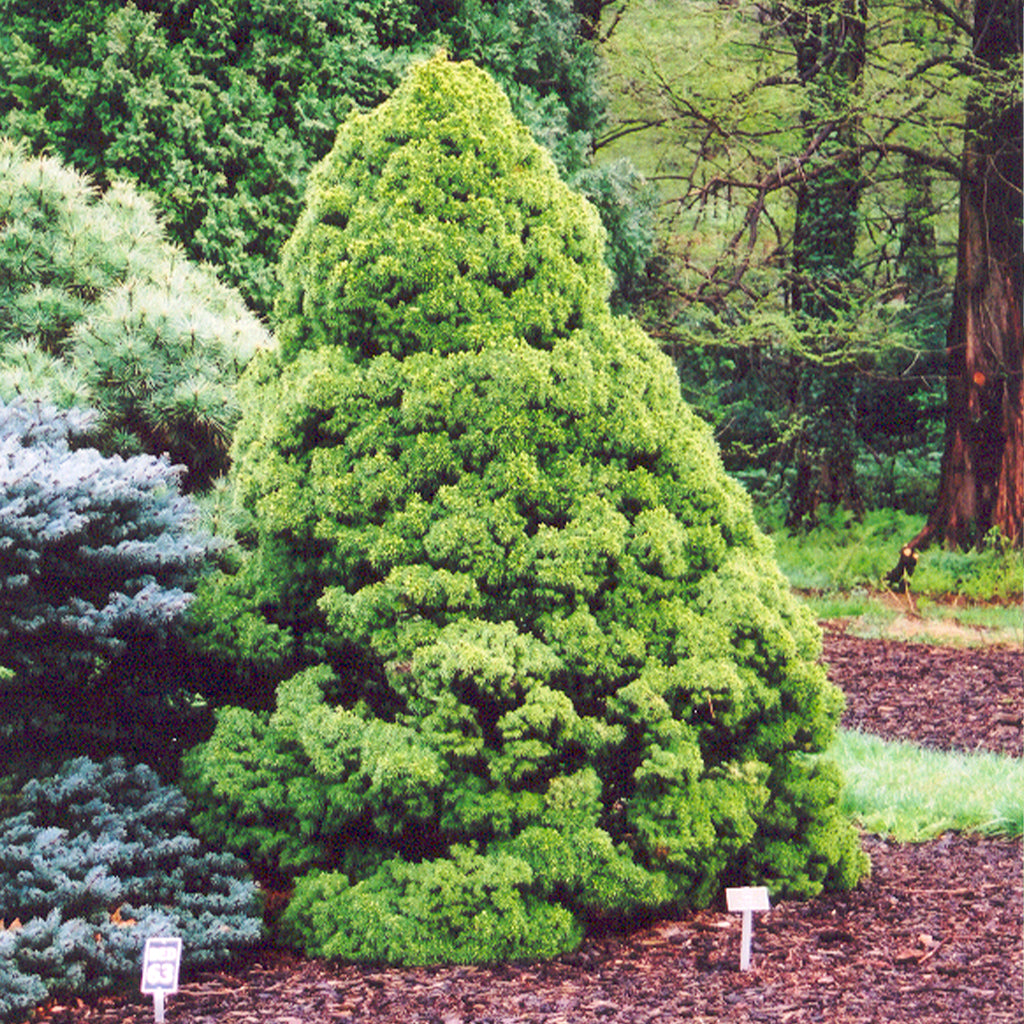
[3,0,1018,540]
[0,0,1019,1019]
[597,0,1021,545]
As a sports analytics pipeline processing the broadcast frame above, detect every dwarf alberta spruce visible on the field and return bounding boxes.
[185,54,868,965]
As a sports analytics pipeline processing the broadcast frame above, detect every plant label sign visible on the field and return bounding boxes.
[141,936,182,1023]
[726,886,770,971]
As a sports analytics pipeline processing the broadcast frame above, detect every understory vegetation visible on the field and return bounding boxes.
[762,509,1023,645]
[766,509,1023,602]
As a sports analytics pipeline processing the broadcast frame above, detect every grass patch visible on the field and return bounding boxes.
[765,508,1023,601]
[765,507,1019,598]
[759,508,1022,641]
[945,602,1024,633]
[799,589,1023,646]
[830,729,1024,842]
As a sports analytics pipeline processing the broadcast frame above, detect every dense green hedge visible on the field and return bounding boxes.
[0,0,650,315]
[185,55,867,965]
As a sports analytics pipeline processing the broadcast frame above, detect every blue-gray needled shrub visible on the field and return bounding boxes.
[0,756,262,1022]
[0,398,215,771]
[185,55,868,966]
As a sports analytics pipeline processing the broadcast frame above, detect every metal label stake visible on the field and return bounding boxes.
[726,886,771,971]
[141,936,182,1022]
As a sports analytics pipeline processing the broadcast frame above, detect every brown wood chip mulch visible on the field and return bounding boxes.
[824,628,1022,758]
[29,634,1023,1024]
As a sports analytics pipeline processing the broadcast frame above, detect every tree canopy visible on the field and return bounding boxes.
[0,0,652,314]
[594,0,1019,535]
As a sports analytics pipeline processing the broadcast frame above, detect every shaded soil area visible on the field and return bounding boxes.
[30,636,1023,1024]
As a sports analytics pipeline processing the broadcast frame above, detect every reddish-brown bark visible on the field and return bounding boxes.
[910,0,1023,551]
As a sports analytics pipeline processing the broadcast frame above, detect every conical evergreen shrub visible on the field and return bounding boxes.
[186,54,868,964]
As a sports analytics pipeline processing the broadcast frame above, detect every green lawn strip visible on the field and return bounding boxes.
[800,590,1024,647]
[829,729,1024,842]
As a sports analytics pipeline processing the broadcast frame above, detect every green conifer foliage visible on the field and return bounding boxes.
[0,1,651,315]
[187,55,867,964]
[0,139,272,489]
[272,57,609,361]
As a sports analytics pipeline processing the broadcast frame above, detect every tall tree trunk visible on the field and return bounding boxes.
[789,0,867,321]
[783,0,868,525]
[906,0,1023,552]
[899,159,940,301]
[575,0,617,40]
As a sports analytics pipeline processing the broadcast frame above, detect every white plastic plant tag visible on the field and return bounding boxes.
[141,936,182,1023]
[726,886,770,971]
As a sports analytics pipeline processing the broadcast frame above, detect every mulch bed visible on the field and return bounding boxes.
[822,626,1022,758]
[30,635,1023,1024]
